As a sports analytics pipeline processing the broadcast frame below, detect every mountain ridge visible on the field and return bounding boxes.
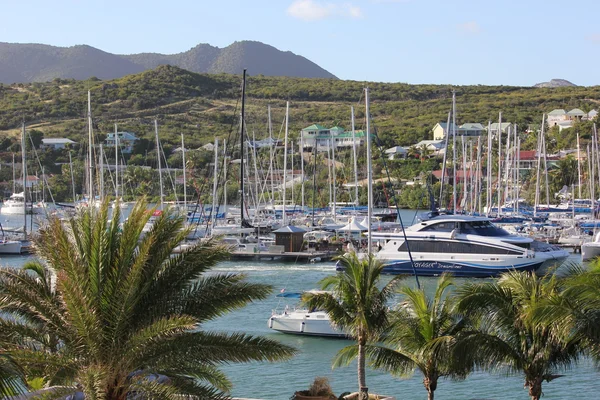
[0,41,337,84]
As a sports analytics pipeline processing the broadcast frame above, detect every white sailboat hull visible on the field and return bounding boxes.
[0,240,22,254]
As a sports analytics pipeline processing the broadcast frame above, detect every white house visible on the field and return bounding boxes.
[40,138,76,150]
[414,140,445,156]
[105,132,138,154]
[299,124,366,151]
[385,146,408,160]
[432,122,485,140]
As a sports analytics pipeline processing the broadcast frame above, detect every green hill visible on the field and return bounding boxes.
[1,65,599,151]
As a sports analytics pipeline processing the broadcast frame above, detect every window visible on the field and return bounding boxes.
[421,222,456,232]
[398,240,522,255]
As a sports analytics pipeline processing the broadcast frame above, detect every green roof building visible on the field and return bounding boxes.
[300,124,368,151]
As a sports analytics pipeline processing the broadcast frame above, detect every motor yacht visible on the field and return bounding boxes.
[351,215,569,277]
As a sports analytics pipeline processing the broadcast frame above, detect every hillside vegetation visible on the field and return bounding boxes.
[1,65,599,151]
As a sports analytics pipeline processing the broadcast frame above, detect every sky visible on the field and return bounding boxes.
[1,0,599,86]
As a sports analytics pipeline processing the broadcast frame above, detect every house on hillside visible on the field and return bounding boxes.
[105,132,138,154]
[385,146,408,160]
[40,138,76,150]
[487,122,512,135]
[432,122,485,140]
[299,124,366,151]
[414,140,445,156]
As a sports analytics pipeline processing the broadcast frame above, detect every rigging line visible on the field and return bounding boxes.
[370,115,421,289]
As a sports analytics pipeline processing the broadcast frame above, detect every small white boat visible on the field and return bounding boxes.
[0,239,23,254]
[267,291,347,338]
[582,232,600,261]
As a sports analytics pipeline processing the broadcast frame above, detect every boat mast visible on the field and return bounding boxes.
[154,119,164,210]
[114,124,119,200]
[12,153,15,194]
[486,121,492,216]
[268,105,275,204]
[452,90,457,212]
[87,90,94,203]
[534,116,544,217]
[577,132,582,198]
[69,151,76,203]
[240,69,247,227]
[365,87,373,255]
[182,133,187,212]
[439,110,451,208]
[497,112,502,216]
[282,101,289,225]
[210,139,219,236]
[99,144,104,202]
[332,136,337,222]
[21,123,27,239]
[351,106,359,206]
[300,129,305,209]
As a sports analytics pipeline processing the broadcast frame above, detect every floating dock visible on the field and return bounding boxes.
[229,250,339,262]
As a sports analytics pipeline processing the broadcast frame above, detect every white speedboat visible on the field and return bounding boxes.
[1,192,26,215]
[582,232,600,261]
[353,215,569,278]
[267,291,347,338]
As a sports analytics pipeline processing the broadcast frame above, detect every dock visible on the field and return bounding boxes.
[228,250,339,262]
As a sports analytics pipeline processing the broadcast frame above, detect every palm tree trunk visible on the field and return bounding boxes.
[424,375,437,400]
[358,336,368,400]
[527,377,542,400]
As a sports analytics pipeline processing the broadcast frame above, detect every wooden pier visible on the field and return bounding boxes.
[229,250,339,262]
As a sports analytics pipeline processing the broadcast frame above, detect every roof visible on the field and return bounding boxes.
[330,126,344,131]
[589,110,598,116]
[415,140,445,149]
[385,146,407,154]
[567,108,586,116]
[42,138,75,144]
[519,150,537,160]
[548,109,566,116]
[302,124,327,131]
[488,122,512,131]
[433,122,457,131]
[272,225,307,233]
[460,123,485,130]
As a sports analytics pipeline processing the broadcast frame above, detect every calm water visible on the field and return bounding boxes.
[1,211,599,399]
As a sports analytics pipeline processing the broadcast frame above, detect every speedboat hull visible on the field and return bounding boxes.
[582,242,600,261]
[375,259,545,277]
[268,310,346,338]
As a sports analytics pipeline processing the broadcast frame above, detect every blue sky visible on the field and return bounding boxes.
[2,0,599,86]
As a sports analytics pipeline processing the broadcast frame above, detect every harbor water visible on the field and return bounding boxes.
[1,211,599,399]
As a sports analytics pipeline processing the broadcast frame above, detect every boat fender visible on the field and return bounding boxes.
[268,317,273,329]
[301,321,305,333]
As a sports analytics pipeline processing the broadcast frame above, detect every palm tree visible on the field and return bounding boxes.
[303,252,402,400]
[456,271,581,400]
[0,199,296,399]
[534,263,600,362]
[362,273,470,400]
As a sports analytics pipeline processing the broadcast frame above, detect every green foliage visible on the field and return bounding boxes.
[0,200,296,399]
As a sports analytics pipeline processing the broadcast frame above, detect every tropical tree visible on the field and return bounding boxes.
[363,273,470,400]
[0,199,296,399]
[303,253,402,400]
[456,271,581,400]
[534,263,600,362]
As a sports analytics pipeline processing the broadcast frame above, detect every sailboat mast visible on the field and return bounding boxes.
[268,105,274,204]
[114,124,119,200]
[181,134,187,212]
[282,101,289,225]
[452,90,457,212]
[351,106,359,206]
[69,151,76,203]
[439,111,451,208]
[87,90,94,202]
[21,123,27,239]
[300,130,305,209]
[497,112,503,216]
[211,139,219,236]
[332,136,337,222]
[486,121,492,216]
[240,69,247,227]
[154,119,164,210]
[534,116,544,216]
[365,87,373,254]
[577,132,582,198]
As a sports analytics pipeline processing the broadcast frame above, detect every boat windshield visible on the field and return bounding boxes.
[459,221,510,236]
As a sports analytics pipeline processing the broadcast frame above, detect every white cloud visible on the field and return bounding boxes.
[287,0,363,21]
[586,34,600,44]
[457,21,481,34]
